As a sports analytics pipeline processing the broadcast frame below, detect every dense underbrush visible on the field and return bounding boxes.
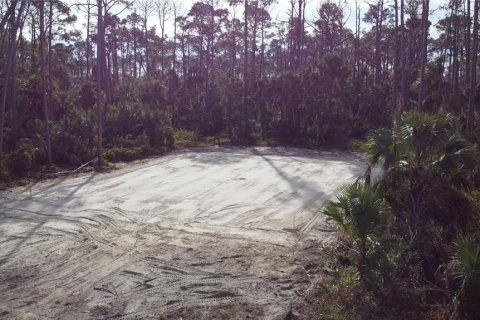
[317,112,480,319]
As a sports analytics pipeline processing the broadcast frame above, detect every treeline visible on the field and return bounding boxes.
[0,0,479,175]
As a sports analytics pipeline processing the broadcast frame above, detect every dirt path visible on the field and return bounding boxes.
[0,147,366,319]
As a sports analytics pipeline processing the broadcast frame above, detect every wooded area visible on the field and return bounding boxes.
[0,0,478,174]
[0,0,480,318]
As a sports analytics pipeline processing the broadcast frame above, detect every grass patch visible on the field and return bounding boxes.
[104,146,149,162]
[173,129,200,148]
[173,129,231,149]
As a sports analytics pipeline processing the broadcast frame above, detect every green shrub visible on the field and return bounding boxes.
[230,119,257,145]
[50,108,96,166]
[104,146,147,162]
[323,182,396,295]
[173,129,198,148]
[78,81,96,109]
[111,133,149,149]
[53,131,94,165]
[105,133,151,162]
[350,111,480,313]
[9,140,36,176]
[104,103,173,150]
[0,154,10,181]
[451,236,480,319]
[143,110,173,148]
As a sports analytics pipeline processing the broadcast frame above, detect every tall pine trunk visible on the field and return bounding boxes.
[466,0,471,87]
[243,0,249,133]
[96,0,104,168]
[86,2,91,80]
[173,4,178,74]
[0,0,24,154]
[467,0,478,139]
[48,0,54,119]
[374,1,383,85]
[418,0,429,111]
[400,0,408,112]
[10,8,18,148]
[393,0,399,113]
[451,0,460,107]
[40,0,53,167]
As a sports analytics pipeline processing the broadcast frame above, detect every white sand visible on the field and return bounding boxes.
[0,147,366,319]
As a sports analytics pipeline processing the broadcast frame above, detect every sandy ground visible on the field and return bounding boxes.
[0,147,366,319]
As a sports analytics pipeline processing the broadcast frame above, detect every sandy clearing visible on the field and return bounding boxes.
[0,147,366,319]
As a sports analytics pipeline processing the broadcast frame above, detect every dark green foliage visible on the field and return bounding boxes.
[173,129,199,148]
[326,112,480,317]
[324,183,390,253]
[105,146,148,162]
[9,139,36,175]
[369,112,478,238]
[0,155,9,180]
[451,236,480,318]
[139,80,166,108]
[148,110,171,146]
[78,81,97,109]
[324,183,396,294]
[104,103,173,151]
[264,56,369,146]
[105,134,150,162]
[52,109,96,165]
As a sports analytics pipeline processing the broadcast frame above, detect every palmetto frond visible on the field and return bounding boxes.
[367,111,464,171]
[452,236,480,281]
[323,183,390,249]
[451,236,480,315]
[397,112,453,163]
[367,128,397,170]
[433,135,479,187]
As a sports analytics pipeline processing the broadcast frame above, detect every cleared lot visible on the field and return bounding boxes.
[0,147,366,319]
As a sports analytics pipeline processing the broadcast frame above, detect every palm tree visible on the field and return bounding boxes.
[367,111,479,281]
